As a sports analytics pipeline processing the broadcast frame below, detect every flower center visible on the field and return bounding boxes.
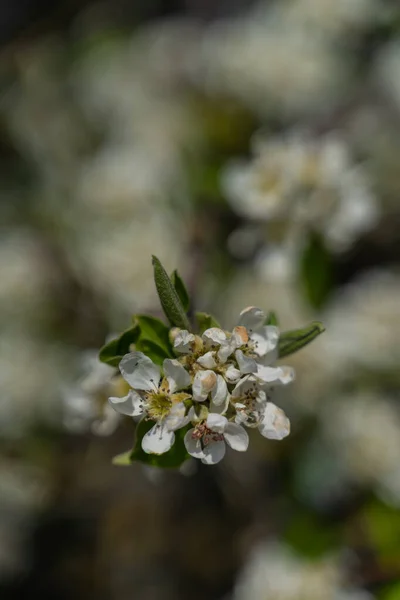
[192,423,224,447]
[145,391,172,421]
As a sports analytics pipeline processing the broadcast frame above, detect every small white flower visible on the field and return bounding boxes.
[109,352,191,454]
[202,327,236,363]
[237,306,279,360]
[63,352,123,436]
[174,330,196,353]
[231,376,290,440]
[184,413,249,465]
[258,403,290,440]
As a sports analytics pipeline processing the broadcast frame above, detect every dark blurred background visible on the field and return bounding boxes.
[0,0,400,599]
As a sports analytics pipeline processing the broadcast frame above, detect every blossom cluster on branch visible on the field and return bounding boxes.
[98,256,324,468]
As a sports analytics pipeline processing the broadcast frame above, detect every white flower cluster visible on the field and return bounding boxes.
[222,130,378,263]
[108,307,294,465]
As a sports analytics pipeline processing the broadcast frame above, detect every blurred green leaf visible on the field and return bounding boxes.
[363,500,400,564]
[285,512,340,558]
[278,322,325,358]
[170,269,190,312]
[265,311,279,326]
[152,256,191,330]
[99,325,140,366]
[380,583,400,600]
[112,418,190,468]
[300,232,334,309]
[195,312,221,334]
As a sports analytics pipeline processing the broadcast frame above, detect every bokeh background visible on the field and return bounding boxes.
[1,0,400,598]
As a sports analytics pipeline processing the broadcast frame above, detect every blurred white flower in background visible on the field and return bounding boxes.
[282,0,382,36]
[321,393,400,507]
[0,333,71,438]
[62,351,128,436]
[222,130,378,255]
[234,540,374,600]
[191,2,349,118]
[322,270,400,373]
[0,230,53,331]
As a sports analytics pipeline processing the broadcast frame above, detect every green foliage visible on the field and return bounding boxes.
[170,269,190,312]
[278,322,325,358]
[300,232,334,310]
[285,512,340,558]
[99,325,140,366]
[195,312,222,334]
[112,418,190,468]
[152,256,191,330]
[265,311,279,326]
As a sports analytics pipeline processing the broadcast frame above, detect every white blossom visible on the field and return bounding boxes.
[184,413,249,465]
[109,352,191,454]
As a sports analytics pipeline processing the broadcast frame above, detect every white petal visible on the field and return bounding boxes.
[211,375,228,406]
[231,374,255,398]
[232,326,249,346]
[202,328,227,348]
[235,349,258,374]
[197,351,217,369]
[258,403,290,440]
[164,402,188,431]
[224,423,249,451]
[119,352,160,391]
[206,413,228,433]
[276,366,296,384]
[256,364,286,384]
[142,424,175,454]
[201,440,226,465]
[192,369,217,402]
[250,326,279,357]
[238,306,265,331]
[184,429,205,459]
[109,390,144,416]
[209,394,230,415]
[217,338,236,363]
[163,358,191,393]
[224,364,241,383]
[174,330,195,353]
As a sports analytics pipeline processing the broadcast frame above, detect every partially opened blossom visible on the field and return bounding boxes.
[109,352,192,454]
[184,413,249,465]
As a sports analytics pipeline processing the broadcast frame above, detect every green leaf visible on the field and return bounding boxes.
[99,325,140,366]
[134,315,172,356]
[265,311,279,326]
[300,232,334,309]
[278,322,325,358]
[170,269,190,312]
[135,339,170,365]
[152,256,191,330]
[195,312,221,334]
[112,419,191,468]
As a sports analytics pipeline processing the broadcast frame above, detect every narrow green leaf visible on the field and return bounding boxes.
[152,256,191,330]
[99,325,140,366]
[278,321,325,358]
[170,269,190,312]
[195,312,221,334]
[112,419,190,468]
[265,311,279,326]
